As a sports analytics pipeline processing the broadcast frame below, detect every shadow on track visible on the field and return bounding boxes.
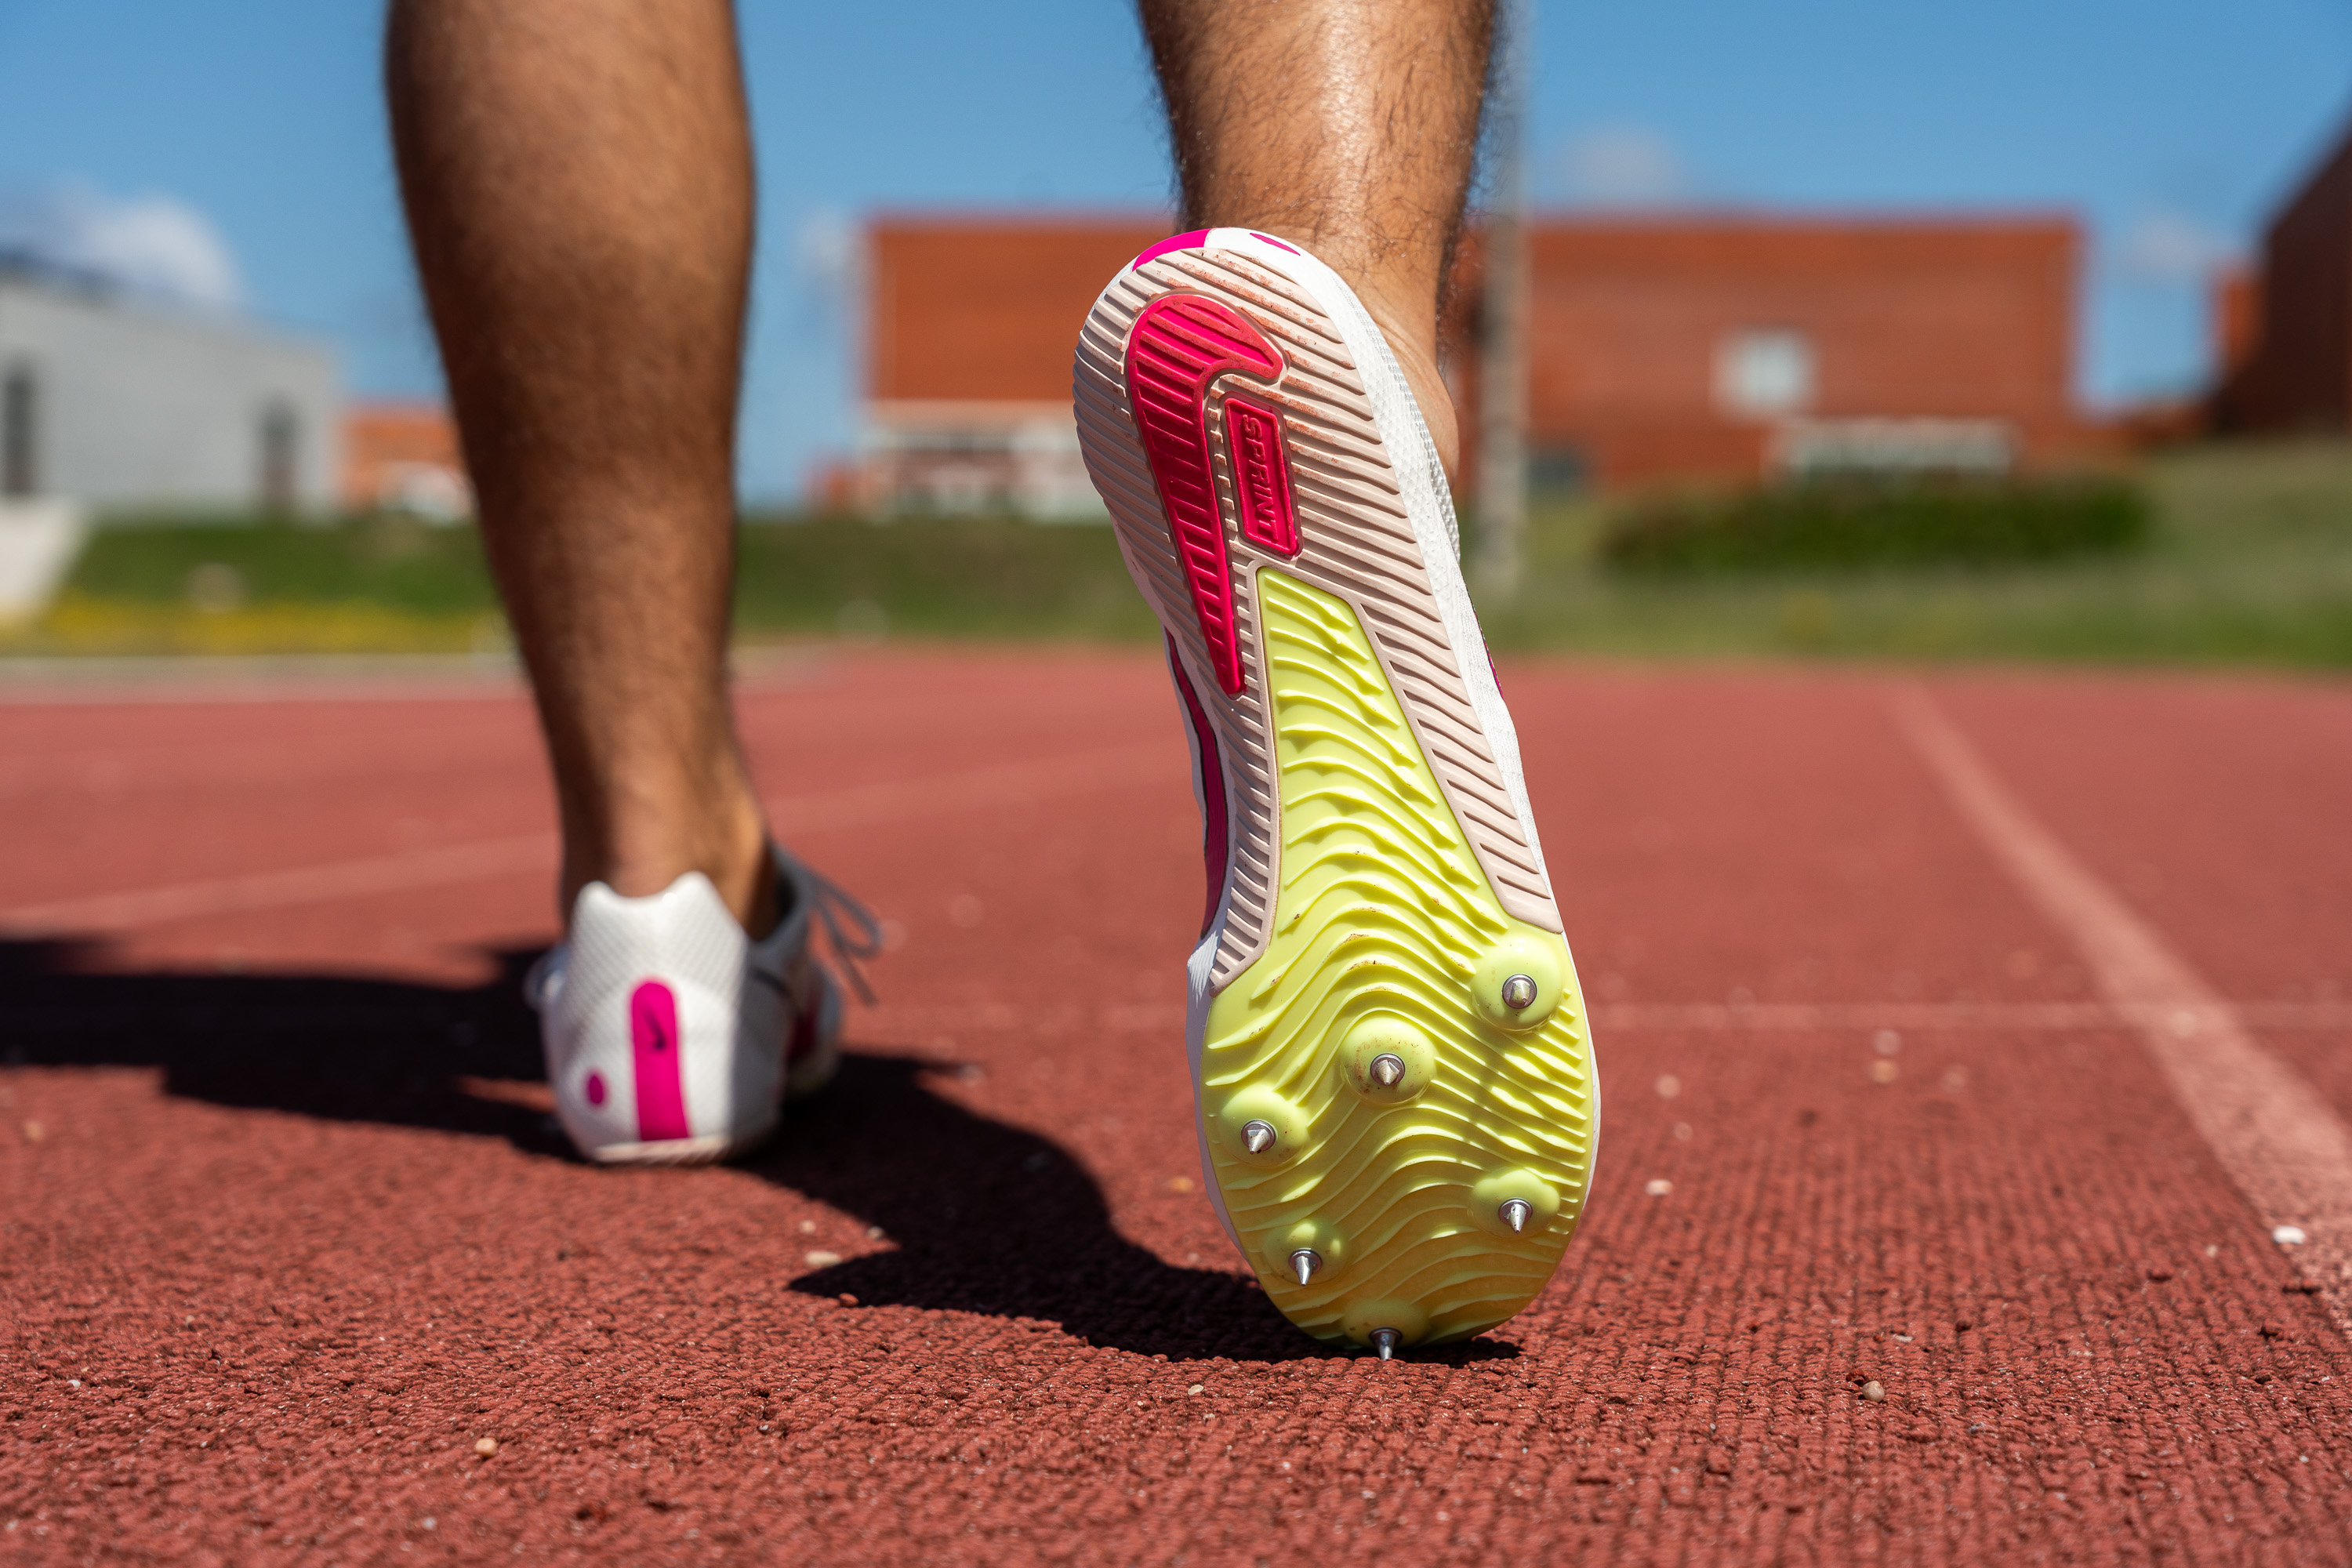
[0,939,1514,1366]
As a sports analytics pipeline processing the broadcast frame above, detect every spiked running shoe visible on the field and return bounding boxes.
[1073,228,1599,1355]
[529,844,880,1164]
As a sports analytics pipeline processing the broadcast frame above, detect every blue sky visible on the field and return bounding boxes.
[2,0,2347,502]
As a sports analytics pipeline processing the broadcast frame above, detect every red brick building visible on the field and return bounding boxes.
[1457,216,2085,487]
[2216,115,2352,434]
[857,212,2089,508]
[862,217,1164,515]
[341,401,470,519]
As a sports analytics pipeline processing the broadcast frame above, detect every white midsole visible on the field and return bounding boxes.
[585,1130,762,1167]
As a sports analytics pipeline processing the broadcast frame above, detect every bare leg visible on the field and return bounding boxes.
[386,0,774,932]
[1140,0,1494,481]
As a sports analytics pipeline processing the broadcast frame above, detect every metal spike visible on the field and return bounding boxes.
[1501,974,1539,1011]
[1290,1249,1321,1287]
[1499,1197,1533,1234]
[1243,1120,1276,1156]
[1370,1327,1401,1361]
[1369,1053,1406,1088]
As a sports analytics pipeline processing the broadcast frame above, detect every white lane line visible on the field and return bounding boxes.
[0,742,1175,938]
[1892,685,2352,1330]
[768,742,1170,839]
[860,998,2352,1040]
[0,834,557,939]
[1592,1000,2352,1033]
[0,645,829,706]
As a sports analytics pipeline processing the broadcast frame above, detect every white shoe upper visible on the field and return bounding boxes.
[528,845,878,1164]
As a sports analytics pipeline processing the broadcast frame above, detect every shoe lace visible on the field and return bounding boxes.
[802,862,884,1005]
[522,946,564,1011]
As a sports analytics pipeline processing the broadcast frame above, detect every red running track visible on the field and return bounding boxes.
[3,649,2351,1564]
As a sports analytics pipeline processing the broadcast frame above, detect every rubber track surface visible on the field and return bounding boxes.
[4,650,2351,1564]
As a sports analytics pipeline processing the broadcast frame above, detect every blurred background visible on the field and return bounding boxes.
[1,0,2349,664]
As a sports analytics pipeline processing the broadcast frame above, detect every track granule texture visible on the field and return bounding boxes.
[5,651,2351,1565]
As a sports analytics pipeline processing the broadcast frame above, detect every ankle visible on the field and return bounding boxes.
[559,783,777,939]
[1358,296,1461,488]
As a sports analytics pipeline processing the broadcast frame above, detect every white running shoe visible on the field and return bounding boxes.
[528,844,880,1165]
[1073,229,1599,1354]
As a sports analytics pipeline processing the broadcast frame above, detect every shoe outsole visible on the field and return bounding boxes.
[1073,230,1599,1352]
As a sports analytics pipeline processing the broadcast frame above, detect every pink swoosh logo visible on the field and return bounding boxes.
[1124,293,1287,695]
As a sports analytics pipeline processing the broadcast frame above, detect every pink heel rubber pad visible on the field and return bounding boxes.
[1131,230,1210,272]
[629,980,691,1143]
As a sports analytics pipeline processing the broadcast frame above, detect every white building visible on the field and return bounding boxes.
[858,400,1102,520]
[854,217,1157,521]
[0,257,339,514]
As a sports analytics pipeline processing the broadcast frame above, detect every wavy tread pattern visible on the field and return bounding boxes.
[1202,571,1595,1347]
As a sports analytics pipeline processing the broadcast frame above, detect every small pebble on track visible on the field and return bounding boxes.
[474,1439,498,1458]
[1861,1381,1886,1403]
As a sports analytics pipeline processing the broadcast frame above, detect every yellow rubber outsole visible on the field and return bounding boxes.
[1200,570,1598,1351]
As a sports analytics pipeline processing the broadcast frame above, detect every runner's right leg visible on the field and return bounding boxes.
[1069,0,1599,1351]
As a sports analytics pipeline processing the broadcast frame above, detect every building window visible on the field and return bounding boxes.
[257,401,299,513]
[2,365,36,498]
[1715,328,1816,419]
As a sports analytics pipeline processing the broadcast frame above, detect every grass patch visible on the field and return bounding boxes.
[1599,477,2149,574]
[29,592,503,657]
[66,512,503,619]
[2,512,1152,657]
[732,517,1155,641]
[7,514,505,657]
[1479,441,2352,665]
[9,440,2351,667]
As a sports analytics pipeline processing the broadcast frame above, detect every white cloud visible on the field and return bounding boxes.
[0,181,243,311]
[1551,125,1696,209]
[2115,208,2242,283]
[793,207,858,296]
